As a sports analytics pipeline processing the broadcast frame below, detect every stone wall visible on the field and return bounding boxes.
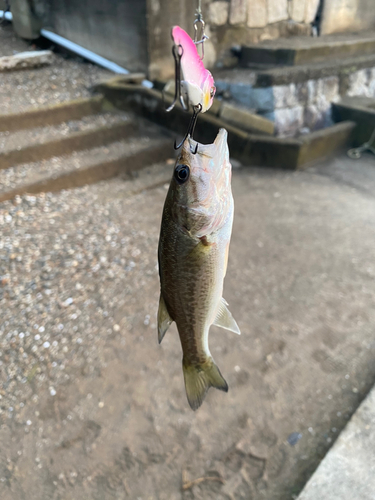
[209,0,320,30]
[206,0,320,68]
[321,0,375,35]
[216,67,375,136]
[147,0,321,78]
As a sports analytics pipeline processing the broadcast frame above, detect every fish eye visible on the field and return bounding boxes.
[174,164,190,184]
[210,86,216,98]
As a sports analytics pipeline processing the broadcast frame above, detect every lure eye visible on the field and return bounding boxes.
[174,164,190,184]
[210,86,216,98]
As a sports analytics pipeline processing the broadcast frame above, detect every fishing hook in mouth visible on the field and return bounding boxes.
[174,103,202,154]
[165,44,189,113]
[191,141,199,154]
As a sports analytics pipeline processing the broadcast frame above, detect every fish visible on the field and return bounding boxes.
[157,129,240,411]
[171,25,216,112]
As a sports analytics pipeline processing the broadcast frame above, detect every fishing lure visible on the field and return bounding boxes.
[166,26,216,149]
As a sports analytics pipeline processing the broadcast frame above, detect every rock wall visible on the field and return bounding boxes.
[147,0,320,79]
[321,0,375,35]
[216,67,375,136]
[206,0,320,68]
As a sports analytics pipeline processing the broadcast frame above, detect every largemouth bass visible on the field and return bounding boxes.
[158,129,240,410]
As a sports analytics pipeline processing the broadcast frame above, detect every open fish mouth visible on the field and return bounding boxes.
[184,128,228,158]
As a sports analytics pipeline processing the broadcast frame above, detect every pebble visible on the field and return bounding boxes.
[0,23,110,116]
[287,432,302,446]
[0,176,159,425]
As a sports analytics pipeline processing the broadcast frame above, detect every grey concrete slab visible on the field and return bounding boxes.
[310,153,375,196]
[298,385,375,500]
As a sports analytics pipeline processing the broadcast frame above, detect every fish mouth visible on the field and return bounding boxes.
[214,128,228,150]
[185,128,228,158]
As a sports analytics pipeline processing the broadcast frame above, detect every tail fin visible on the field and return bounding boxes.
[182,358,228,411]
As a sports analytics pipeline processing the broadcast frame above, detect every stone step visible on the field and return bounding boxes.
[0,96,104,133]
[332,96,375,147]
[95,79,355,170]
[0,134,174,202]
[256,54,375,88]
[215,53,375,90]
[0,112,138,169]
[131,77,274,136]
[219,102,274,135]
[240,32,375,68]
[214,55,375,136]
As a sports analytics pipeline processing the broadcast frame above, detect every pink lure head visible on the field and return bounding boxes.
[172,26,216,113]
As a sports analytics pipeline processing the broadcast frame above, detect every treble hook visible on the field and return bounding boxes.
[165,44,188,113]
[174,103,202,154]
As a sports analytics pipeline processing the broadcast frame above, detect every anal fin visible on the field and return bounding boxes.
[213,298,241,335]
[157,294,173,344]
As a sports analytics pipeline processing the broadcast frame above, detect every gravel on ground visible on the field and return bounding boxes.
[1,155,375,500]
[0,24,111,115]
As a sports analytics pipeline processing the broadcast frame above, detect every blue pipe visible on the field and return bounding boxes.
[41,29,153,88]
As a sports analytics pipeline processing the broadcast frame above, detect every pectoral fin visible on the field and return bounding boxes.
[213,298,241,335]
[157,294,173,344]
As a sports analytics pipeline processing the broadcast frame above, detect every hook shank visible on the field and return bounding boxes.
[174,103,202,153]
[165,44,188,113]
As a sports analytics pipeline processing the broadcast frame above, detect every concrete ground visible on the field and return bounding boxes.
[0,149,375,500]
[298,384,375,500]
